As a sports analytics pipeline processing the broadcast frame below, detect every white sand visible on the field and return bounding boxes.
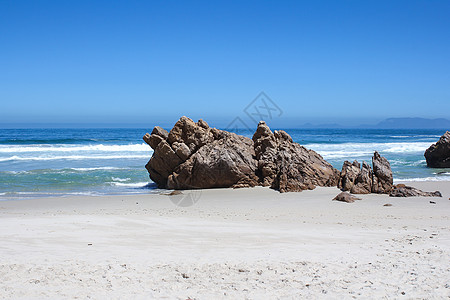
[0,181,449,299]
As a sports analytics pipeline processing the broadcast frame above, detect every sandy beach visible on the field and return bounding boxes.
[2,0,450,298]
[0,181,448,299]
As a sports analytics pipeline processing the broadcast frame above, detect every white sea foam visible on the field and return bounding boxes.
[0,191,103,197]
[0,143,151,153]
[306,142,431,159]
[70,167,126,171]
[389,159,426,167]
[0,155,149,162]
[2,170,23,174]
[382,143,431,153]
[109,182,150,188]
[390,135,441,138]
[395,176,450,182]
[315,150,374,159]
[63,191,102,196]
[111,177,131,182]
[1,167,131,174]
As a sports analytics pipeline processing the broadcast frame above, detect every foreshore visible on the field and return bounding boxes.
[1,181,449,299]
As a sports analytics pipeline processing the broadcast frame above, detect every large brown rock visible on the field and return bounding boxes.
[144,117,340,192]
[167,133,259,189]
[145,117,258,189]
[338,151,392,194]
[252,121,340,192]
[424,131,450,168]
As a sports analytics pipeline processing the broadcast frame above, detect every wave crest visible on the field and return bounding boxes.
[0,155,149,162]
[0,143,151,153]
[306,142,431,159]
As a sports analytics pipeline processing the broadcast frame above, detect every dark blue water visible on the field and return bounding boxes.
[0,128,448,199]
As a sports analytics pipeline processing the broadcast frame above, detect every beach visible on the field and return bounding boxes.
[1,181,449,299]
[3,0,450,298]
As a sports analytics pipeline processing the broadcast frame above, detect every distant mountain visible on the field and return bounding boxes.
[295,118,450,129]
[371,118,450,129]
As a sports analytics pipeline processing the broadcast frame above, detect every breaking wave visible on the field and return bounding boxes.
[306,142,431,159]
[0,143,150,153]
[0,154,149,162]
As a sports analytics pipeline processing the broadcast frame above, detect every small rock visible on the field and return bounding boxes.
[390,185,442,197]
[383,203,393,207]
[333,192,361,203]
[430,201,436,204]
[161,190,183,196]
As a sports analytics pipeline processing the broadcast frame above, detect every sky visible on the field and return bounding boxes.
[1,0,449,128]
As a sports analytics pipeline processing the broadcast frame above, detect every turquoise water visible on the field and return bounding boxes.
[0,128,448,199]
[0,128,156,199]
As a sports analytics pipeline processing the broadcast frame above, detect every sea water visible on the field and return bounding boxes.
[0,128,448,199]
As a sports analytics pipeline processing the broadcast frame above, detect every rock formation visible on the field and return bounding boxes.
[424,131,450,168]
[389,184,442,197]
[338,160,373,194]
[144,117,259,190]
[338,157,442,197]
[371,151,394,193]
[144,116,339,192]
[144,116,441,197]
[252,121,339,192]
[338,151,393,194]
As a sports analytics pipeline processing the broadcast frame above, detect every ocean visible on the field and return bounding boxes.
[0,128,448,200]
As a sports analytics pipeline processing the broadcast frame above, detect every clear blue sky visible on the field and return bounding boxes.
[1,0,449,128]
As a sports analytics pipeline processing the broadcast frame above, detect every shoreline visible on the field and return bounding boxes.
[1,179,449,202]
[0,181,449,298]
